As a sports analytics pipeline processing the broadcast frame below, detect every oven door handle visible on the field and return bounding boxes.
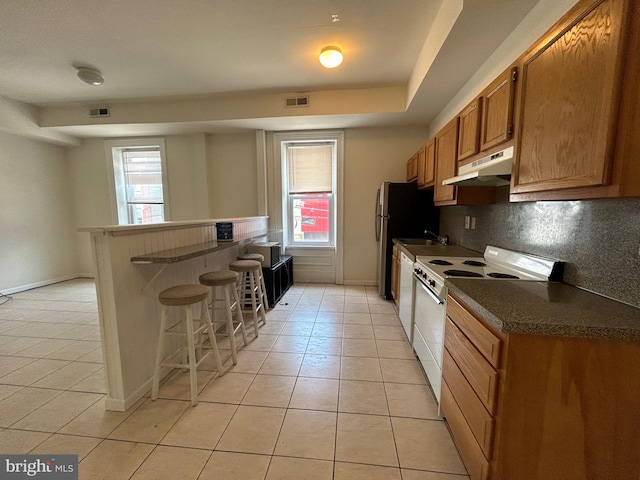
[415,277,445,305]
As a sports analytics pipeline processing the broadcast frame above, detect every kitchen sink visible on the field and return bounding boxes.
[397,238,435,246]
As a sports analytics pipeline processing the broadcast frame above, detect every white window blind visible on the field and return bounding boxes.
[122,148,163,205]
[287,144,333,193]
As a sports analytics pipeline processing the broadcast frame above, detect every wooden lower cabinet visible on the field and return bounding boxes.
[442,381,491,480]
[443,293,640,480]
[391,245,400,306]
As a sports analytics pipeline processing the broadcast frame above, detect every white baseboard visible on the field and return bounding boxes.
[0,274,92,295]
[343,280,377,286]
[105,378,153,412]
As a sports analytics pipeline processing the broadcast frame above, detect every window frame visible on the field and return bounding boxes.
[281,139,337,247]
[104,138,170,225]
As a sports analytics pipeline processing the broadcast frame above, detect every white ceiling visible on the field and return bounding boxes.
[0,0,540,138]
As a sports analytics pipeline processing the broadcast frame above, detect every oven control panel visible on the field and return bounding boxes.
[413,263,446,298]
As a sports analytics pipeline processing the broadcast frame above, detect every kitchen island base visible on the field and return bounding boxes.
[79,217,269,411]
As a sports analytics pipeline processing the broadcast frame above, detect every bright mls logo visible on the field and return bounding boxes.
[1,455,78,479]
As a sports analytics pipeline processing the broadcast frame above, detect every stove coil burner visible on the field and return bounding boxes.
[443,269,484,278]
[463,260,487,267]
[487,272,520,279]
[429,259,453,266]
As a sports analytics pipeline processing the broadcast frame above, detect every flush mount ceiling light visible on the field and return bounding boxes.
[319,46,343,68]
[76,66,104,86]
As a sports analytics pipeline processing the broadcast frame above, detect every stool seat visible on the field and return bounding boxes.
[229,259,262,272]
[238,253,264,262]
[199,270,239,286]
[159,284,209,306]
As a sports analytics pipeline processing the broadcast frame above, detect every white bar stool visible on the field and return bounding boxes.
[237,253,270,309]
[199,269,248,366]
[229,259,267,336]
[151,284,224,406]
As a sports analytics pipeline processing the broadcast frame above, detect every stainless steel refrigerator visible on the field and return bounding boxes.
[375,182,439,299]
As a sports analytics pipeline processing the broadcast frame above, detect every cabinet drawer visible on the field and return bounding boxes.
[442,380,490,480]
[445,318,499,414]
[443,349,495,458]
[448,295,502,368]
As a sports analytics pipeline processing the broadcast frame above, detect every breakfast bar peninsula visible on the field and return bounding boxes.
[79,216,269,411]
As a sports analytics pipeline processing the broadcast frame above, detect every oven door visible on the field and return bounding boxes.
[412,275,446,404]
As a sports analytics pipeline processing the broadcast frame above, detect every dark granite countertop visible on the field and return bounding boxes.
[392,239,480,260]
[446,279,640,342]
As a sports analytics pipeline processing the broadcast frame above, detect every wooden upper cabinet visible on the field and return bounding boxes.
[434,118,460,205]
[418,139,436,189]
[434,118,496,207]
[458,97,482,162]
[406,154,418,182]
[511,0,629,195]
[480,68,517,152]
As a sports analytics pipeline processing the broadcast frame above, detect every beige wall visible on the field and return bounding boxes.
[165,133,210,221]
[207,132,258,218]
[67,138,113,274]
[68,134,212,273]
[342,126,428,284]
[0,132,79,291]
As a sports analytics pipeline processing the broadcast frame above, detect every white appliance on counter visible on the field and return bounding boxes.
[398,251,415,341]
[412,245,563,405]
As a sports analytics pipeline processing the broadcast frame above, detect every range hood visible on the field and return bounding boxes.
[443,146,514,187]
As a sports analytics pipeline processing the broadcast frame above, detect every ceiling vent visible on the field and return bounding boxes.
[89,107,110,118]
[284,95,309,108]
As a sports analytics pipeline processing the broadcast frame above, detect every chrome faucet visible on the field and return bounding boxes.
[424,230,449,246]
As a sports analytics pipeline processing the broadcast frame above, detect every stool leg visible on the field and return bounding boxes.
[208,288,219,349]
[255,270,267,327]
[248,271,260,338]
[259,269,269,311]
[195,303,204,362]
[224,285,238,365]
[152,305,168,400]
[202,299,224,378]
[185,306,198,406]
[232,283,249,344]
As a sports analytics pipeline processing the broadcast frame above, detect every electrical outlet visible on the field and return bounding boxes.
[465,216,470,229]
[471,217,476,230]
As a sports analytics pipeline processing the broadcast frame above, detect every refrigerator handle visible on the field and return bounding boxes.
[375,188,381,241]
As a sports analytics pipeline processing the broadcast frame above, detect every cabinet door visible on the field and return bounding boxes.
[512,0,627,194]
[391,246,399,302]
[418,140,436,189]
[407,154,418,182]
[458,97,482,162]
[480,67,516,152]
[434,118,460,205]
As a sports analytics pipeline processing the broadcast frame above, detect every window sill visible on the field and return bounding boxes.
[285,245,335,250]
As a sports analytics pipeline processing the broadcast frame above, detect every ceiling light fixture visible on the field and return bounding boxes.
[76,66,104,86]
[319,46,343,69]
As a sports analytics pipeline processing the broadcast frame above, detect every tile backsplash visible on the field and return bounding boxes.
[440,187,640,308]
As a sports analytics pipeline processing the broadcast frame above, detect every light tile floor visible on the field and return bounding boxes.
[0,279,469,480]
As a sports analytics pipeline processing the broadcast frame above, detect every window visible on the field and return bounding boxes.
[105,139,170,225]
[282,141,337,246]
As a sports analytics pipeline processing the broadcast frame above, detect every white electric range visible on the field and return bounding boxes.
[411,245,563,405]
